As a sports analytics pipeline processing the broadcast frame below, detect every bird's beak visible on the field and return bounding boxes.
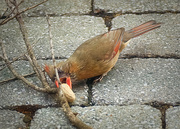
[55,76,72,89]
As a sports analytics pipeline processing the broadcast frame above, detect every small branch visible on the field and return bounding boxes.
[0,0,48,25]
[11,2,50,89]
[46,14,61,84]
[0,8,8,19]
[0,41,56,93]
[0,72,35,85]
[25,54,41,79]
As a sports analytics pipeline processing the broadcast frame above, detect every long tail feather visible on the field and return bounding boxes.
[123,20,161,42]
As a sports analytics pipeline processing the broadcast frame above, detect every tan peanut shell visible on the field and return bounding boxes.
[61,83,76,103]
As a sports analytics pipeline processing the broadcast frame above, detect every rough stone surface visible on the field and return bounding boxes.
[92,58,180,105]
[31,105,161,129]
[0,0,179,128]
[0,109,25,129]
[112,14,180,58]
[166,106,180,129]
[94,0,180,13]
[0,16,106,59]
[0,0,91,16]
[30,107,74,129]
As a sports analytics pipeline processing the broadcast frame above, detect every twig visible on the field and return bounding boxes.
[46,14,60,84]
[0,8,8,19]
[0,41,56,93]
[0,0,48,25]
[0,72,35,85]
[4,0,24,19]
[11,1,50,89]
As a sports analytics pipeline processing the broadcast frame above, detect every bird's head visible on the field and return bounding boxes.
[44,64,72,89]
[55,69,72,89]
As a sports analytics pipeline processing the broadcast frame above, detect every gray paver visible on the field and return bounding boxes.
[0,109,25,129]
[166,106,180,129]
[1,14,179,60]
[30,105,161,129]
[92,58,180,105]
[0,0,179,128]
[0,16,106,59]
[112,14,180,58]
[94,0,180,13]
[30,107,75,129]
[0,0,91,16]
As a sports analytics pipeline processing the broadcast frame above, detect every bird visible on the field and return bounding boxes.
[45,20,161,88]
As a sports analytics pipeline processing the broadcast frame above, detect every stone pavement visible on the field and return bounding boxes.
[0,0,180,129]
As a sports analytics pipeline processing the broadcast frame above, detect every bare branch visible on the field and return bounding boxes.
[0,72,35,85]
[46,14,61,84]
[0,41,56,93]
[11,2,50,89]
[0,0,48,25]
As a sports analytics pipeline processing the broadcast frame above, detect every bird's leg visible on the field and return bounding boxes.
[92,72,108,84]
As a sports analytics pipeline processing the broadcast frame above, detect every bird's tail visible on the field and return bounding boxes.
[123,20,161,42]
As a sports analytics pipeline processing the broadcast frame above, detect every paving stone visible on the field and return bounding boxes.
[0,109,26,129]
[0,0,91,17]
[0,60,88,107]
[1,14,179,60]
[92,58,180,105]
[0,16,106,59]
[94,0,180,13]
[112,13,180,58]
[166,106,180,129]
[30,107,75,129]
[31,105,161,129]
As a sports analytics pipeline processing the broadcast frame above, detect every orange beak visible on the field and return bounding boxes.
[55,76,72,89]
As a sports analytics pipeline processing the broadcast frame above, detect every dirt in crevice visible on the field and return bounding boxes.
[145,101,180,129]
[7,105,49,128]
[89,0,180,31]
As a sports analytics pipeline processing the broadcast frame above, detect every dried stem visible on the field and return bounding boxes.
[0,72,35,85]
[46,14,61,84]
[10,1,50,89]
[0,41,56,93]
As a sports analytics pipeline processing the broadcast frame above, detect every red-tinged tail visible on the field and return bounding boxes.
[123,20,161,42]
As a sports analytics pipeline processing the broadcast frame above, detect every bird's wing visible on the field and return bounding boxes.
[73,28,125,62]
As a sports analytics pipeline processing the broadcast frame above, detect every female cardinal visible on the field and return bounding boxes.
[45,20,161,88]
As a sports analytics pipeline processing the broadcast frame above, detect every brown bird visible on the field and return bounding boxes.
[45,20,161,88]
